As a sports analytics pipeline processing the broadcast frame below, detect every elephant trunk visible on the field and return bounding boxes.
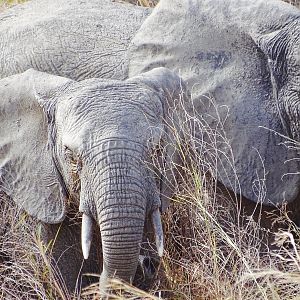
[93,142,148,290]
[99,203,145,288]
[80,140,164,292]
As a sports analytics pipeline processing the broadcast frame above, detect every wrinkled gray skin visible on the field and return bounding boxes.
[0,0,168,293]
[0,0,150,80]
[129,0,300,206]
[0,67,187,293]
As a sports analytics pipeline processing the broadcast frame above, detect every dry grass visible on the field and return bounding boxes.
[1,0,300,300]
[123,0,158,7]
[143,94,300,300]
[0,0,299,10]
[0,0,25,11]
[0,194,71,299]
[285,0,300,7]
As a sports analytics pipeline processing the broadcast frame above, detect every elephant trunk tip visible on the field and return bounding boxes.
[81,213,94,260]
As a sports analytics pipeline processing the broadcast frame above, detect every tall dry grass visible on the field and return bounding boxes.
[124,0,158,7]
[0,194,72,299]
[146,92,300,300]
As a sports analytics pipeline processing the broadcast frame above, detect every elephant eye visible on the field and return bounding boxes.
[64,146,82,175]
[150,143,164,168]
[64,146,71,154]
[64,146,74,160]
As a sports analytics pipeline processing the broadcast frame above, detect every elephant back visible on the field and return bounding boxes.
[0,0,151,80]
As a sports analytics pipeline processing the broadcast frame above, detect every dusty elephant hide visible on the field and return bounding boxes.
[0,0,150,80]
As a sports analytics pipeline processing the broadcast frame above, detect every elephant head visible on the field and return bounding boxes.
[0,67,188,290]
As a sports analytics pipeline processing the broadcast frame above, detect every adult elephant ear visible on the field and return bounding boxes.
[253,19,300,137]
[0,69,72,223]
[128,67,191,212]
[253,22,300,133]
[254,28,288,89]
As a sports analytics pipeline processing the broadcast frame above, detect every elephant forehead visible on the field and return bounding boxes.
[57,101,163,152]
[60,80,163,116]
[56,83,162,135]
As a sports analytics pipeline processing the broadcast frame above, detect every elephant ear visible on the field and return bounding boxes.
[128,67,191,212]
[255,28,289,91]
[0,69,72,223]
[254,26,299,140]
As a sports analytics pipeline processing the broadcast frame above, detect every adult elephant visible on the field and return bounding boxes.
[129,0,300,209]
[0,67,188,293]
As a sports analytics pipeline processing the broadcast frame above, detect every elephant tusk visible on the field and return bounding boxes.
[81,213,93,260]
[152,208,164,257]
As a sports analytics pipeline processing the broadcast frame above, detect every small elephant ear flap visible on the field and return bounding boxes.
[128,67,191,213]
[0,69,72,223]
